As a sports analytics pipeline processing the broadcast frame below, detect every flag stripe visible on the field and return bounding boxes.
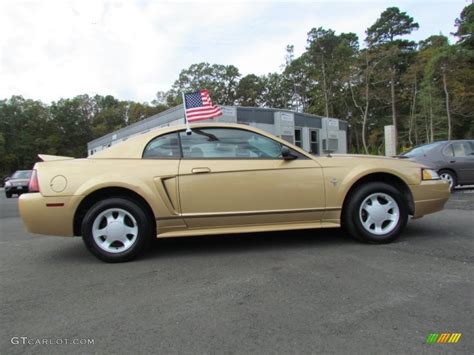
[188,111,219,117]
[188,108,223,121]
[187,106,221,116]
[187,105,212,113]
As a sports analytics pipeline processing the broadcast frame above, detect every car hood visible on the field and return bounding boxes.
[318,153,426,169]
[331,154,397,160]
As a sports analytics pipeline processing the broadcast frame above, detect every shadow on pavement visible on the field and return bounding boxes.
[48,227,357,264]
[143,228,359,261]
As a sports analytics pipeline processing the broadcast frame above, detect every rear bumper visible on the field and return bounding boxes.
[410,180,450,218]
[18,193,82,236]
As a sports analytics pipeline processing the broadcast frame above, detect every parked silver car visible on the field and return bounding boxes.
[4,170,32,198]
[400,140,474,191]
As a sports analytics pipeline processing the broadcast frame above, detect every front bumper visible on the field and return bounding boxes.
[410,180,450,218]
[18,193,83,236]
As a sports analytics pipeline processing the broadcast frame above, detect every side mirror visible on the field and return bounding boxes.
[4,177,10,181]
[281,146,297,160]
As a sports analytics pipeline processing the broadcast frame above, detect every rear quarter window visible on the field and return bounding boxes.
[143,133,181,159]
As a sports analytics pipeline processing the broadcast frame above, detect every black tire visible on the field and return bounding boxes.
[81,197,153,262]
[5,192,12,198]
[342,182,408,244]
[438,170,456,192]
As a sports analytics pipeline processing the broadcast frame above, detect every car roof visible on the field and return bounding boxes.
[408,140,473,149]
[431,140,473,144]
[90,122,312,160]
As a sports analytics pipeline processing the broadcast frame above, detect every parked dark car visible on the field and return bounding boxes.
[4,170,32,198]
[400,140,474,191]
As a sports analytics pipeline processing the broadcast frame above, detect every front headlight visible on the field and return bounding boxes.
[5,181,11,187]
[422,168,440,180]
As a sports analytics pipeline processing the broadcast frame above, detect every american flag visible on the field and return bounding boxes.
[183,89,223,122]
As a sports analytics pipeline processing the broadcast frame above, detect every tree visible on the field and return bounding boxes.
[366,7,419,153]
[169,62,241,105]
[454,3,474,49]
[305,29,359,118]
[0,96,53,172]
[50,95,95,157]
[283,51,312,111]
[260,72,291,108]
[126,101,168,125]
[235,74,266,106]
[366,7,419,46]
[349,49,381,154]
[415,36,449,142]
[423,40,459,140]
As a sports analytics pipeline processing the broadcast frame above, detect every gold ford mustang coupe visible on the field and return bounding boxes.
[19,123,449,262]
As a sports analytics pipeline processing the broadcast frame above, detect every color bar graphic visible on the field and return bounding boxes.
[426,333,462,344]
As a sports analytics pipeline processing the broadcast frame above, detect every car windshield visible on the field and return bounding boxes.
[402,142,444,157]
[11,170,32,179]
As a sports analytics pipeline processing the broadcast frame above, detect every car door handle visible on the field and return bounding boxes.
[450,160,456,163]
[191,167,211,174]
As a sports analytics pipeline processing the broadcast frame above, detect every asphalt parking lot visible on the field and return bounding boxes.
[1,189,473,354]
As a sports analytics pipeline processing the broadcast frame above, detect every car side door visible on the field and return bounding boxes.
[177,127,325,229]
[443,141,474,184]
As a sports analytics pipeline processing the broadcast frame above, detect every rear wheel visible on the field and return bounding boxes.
[81,197,153,262]
[438,170,456,192]
[343,182,408,244]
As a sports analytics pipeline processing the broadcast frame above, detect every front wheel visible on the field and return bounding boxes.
[438,170,456,192]
[82,197,153,262]
[5,192,12,198]
[343,182,408,244]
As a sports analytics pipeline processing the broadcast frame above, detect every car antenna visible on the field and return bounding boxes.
[182,92,193,135]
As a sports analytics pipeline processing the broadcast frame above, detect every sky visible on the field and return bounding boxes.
[0,0,469,103]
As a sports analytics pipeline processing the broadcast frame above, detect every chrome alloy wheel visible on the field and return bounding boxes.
[439,172,454,189]
[359,193,400,236]
[92,208,138,253]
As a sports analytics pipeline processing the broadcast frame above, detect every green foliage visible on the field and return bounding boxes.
[454,4,474,49]
[304,27,359,117]
[168,62,241,105]
[236,74,266,107]
[366,7,419,45]
[0,95,168,176]
[260,72,292,108]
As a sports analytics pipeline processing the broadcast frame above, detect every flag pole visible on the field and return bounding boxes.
[182,92,192,135]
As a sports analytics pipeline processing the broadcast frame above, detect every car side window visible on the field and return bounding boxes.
[443,144,454,157]
[179,128,301,159]
[452,142,473,157]
[143,132,181,159]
